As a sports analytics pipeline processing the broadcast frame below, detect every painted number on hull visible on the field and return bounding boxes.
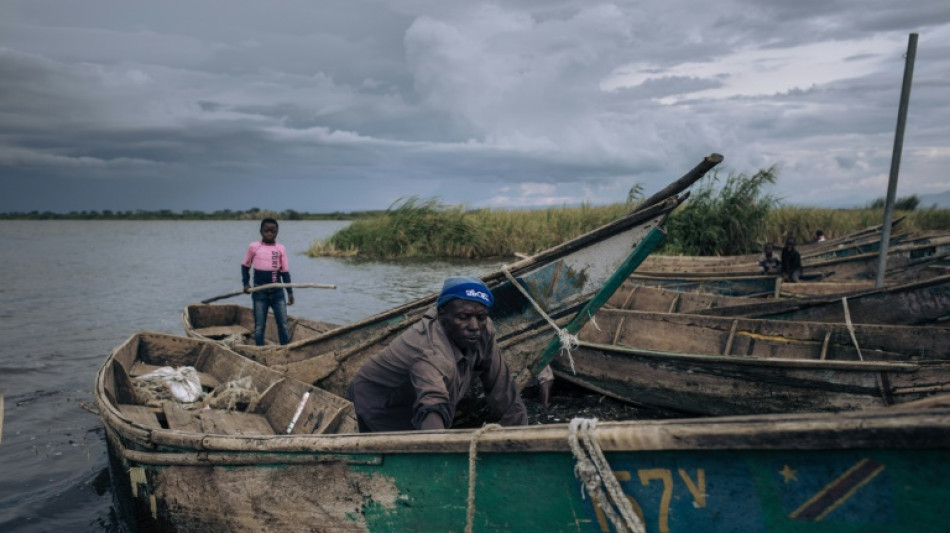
[591,468,706,533]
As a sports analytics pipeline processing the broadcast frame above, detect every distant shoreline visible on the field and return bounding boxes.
[0,208,382,221]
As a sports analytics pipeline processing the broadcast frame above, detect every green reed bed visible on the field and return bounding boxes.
[308,180,950,260]
[307,197,631,259]
[766,206,950,245]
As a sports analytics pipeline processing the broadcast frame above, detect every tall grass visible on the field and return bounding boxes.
[307,197,631,259]
[308,184,950,260]
[767,205,950,244]
[661,168,778,255]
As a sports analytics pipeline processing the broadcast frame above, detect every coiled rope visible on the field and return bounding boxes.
[569,418,645,533]
[501,265,578,373]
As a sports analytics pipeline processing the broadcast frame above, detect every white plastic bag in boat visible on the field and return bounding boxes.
[134,366,203,403]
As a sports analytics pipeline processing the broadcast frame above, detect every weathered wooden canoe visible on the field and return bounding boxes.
[608,274,950,325]
[637,219,908,271]
[638,233,902,274]
[97,334,950,533]
[625,274,781,297]
[605,282,765,313]
[697,274,950,325]
[778,281,876,297]
[796,238,950,282]
[551,310,950,415]
[230,154,725,395]
[639,232,948,278]
[181,303,337,346]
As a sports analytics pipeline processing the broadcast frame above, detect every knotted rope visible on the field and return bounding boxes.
[569,418,645,533]
[465,423,501,533]
[501,265,578,374]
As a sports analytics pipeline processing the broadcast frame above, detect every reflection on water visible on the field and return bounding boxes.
[0,220,505,532]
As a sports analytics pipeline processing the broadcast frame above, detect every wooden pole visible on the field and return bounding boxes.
[875,33,918,288]
[201,283,336,304]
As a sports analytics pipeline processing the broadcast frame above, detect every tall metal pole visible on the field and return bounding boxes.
[875,33,918,288]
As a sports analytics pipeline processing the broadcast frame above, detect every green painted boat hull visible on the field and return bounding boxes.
[103,403,950,533]
[107,440,950,532]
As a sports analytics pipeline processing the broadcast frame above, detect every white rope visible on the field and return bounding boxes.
[502,265,578,374]
[568,418,646,533]
[588,310,601,331]
[842,297,890,405]
[841,297,864,361]
[465,424,501,533]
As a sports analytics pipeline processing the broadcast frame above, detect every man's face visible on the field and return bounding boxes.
[438,299,489,349]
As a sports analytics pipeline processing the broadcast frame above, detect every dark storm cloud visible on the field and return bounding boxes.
[1,0,948,212]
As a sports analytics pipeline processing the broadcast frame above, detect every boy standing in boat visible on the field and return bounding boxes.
[346,276,528,432]
[241,218,294,345]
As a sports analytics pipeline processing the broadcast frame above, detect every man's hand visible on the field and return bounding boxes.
[243,285,251,294]
[420,412,445,431]
[287,294,295,306]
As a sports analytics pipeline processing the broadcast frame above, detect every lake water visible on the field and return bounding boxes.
[0,220,503,532]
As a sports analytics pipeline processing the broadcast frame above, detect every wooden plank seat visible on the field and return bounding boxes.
[198,410,275,435]
[191,325,251,340]
[118,404,162,429]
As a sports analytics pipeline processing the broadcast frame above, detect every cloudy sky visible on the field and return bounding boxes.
[1,0,948,213]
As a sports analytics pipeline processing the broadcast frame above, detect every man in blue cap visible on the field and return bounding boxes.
[346,276,528,432]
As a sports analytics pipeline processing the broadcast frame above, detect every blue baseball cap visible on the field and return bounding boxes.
[436,276,494,308]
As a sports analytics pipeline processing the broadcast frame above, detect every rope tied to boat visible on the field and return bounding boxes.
[465,423,501,533]
[569,418,645,533]
[501,265,578,374]
[841,297,890,405]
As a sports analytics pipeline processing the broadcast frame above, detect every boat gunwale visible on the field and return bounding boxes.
[98,397,950,462]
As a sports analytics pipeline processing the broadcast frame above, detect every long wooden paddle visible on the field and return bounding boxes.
[201,283,336,304]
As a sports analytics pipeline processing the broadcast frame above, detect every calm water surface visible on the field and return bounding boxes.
[0,220,502,532]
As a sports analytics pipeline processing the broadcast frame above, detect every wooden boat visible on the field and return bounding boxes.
[182,303,337,346]
[609,274,950,326]
[625,273,781,297]
[605,282,764,313]
[794,238,950,282]
[551,310,950,416]
[636,236,950,279]
[778,281,876,297]
[638,218,908,271]
[96,334,950,532]
[230,154,725,395]
[697,274,950,325]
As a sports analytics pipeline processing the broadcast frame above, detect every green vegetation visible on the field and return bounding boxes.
[662,167,778,256]
[0,207,379,221]
[309,168,950,260]
[868,195,920,210]
[307,197,631,259]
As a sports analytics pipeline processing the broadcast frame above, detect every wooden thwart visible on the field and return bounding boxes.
[192,325,251,339]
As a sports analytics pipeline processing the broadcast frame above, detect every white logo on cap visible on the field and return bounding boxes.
[465,289,490,302]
